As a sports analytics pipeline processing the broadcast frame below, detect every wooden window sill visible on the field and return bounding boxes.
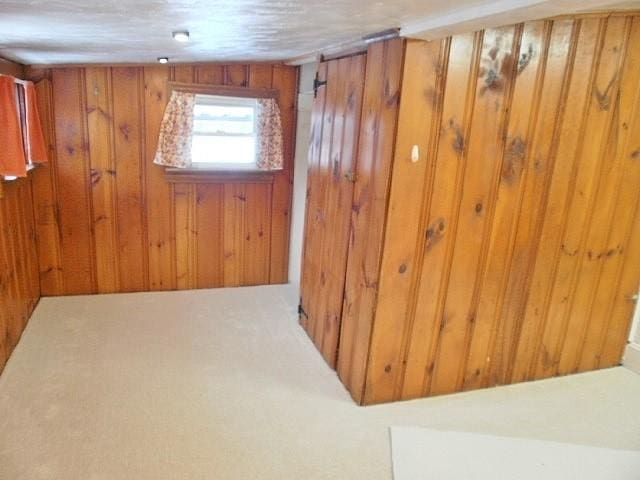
[164,168,275,184]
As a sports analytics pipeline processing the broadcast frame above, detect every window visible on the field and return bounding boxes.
[191,94,258,169]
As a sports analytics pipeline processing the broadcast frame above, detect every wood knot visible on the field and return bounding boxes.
[517,44,535,74]
[425,218,446,251]
[398,264,407,274]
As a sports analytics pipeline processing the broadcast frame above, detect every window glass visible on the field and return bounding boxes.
[191,95,257,167]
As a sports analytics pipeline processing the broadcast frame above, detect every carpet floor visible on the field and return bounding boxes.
[390,427,640,479]
[0,284,639,479]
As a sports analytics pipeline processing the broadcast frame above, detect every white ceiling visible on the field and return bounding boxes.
[0,0,638,65]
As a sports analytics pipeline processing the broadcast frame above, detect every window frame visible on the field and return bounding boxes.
[191,93,259,169]
[165,82,280,181]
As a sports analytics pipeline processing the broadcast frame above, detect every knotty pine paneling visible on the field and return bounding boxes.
[352,13,640,404]
[300,54,366,368]
[0,178,40,373]
[335,39,405,398]
[0,59,40,374]
[27,64,297,295]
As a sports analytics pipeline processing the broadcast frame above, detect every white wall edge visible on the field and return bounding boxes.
[623,343,640,375]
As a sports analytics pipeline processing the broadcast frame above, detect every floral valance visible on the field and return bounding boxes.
[153,89,284,171]
[153,90,196,168]
[256,98,284,171]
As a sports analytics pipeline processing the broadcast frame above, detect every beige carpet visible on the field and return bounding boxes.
[391,427,640,480]
[0,285,639,480]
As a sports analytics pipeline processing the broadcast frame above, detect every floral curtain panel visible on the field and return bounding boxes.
[154,90,284,171]
[153,90,196,168]
[256,98,284,171]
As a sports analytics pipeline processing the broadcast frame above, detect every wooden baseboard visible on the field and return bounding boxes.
[623,343,640,374]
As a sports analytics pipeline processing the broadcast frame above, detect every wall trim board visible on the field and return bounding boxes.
[168,81,279,99]
[624,343,640,375]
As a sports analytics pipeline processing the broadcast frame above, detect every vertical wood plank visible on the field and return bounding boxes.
[51,68,95,294]
[299,62,329,333]
[174,183,198,290]
[248,65,273,89]
[490,19,574,386]
[555,17,629,376]
[144,66,175,291]
[576,17,640,371]
[223,183,246,286]
[31,76,64,295]
[462,21,548,390]
[225,65,248,87]
[269,65,297,283]
[429,25,518,396]
[523,19,603,380]
[111,67,147,292]
[85,67,120,293]
[195,65,225,85]
[353,39,445,402]
[242,183,272,285]
[195,184,224,288]
[394,33,480,402]
[539,18,624,377]
[340,38,404,404]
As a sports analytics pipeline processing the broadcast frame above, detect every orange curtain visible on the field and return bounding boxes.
[0,76,27,177]
[25,82,48,164]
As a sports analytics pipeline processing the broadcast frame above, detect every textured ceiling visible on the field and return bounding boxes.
[1,0,638,65]
[0,0,485,65]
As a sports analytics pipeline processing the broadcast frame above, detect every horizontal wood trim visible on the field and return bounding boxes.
[169,82,279,99]
[165,168,275,184]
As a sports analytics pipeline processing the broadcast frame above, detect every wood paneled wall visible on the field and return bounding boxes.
[336,39,406,399]
[0,178,40,373]
[347,12,640,404]
[300,54,367,367]
[28,64,297,296]
[0,59,40,374]
[0,179,40,372]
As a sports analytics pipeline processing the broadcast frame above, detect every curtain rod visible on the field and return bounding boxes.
[0,73,30,86]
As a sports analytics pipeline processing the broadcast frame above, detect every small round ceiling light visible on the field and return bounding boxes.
[172,31,190,42]
[157,57,169,64]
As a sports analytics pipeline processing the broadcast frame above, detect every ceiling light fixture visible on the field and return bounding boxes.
[172,31,190,42]
[157,57,169,64]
